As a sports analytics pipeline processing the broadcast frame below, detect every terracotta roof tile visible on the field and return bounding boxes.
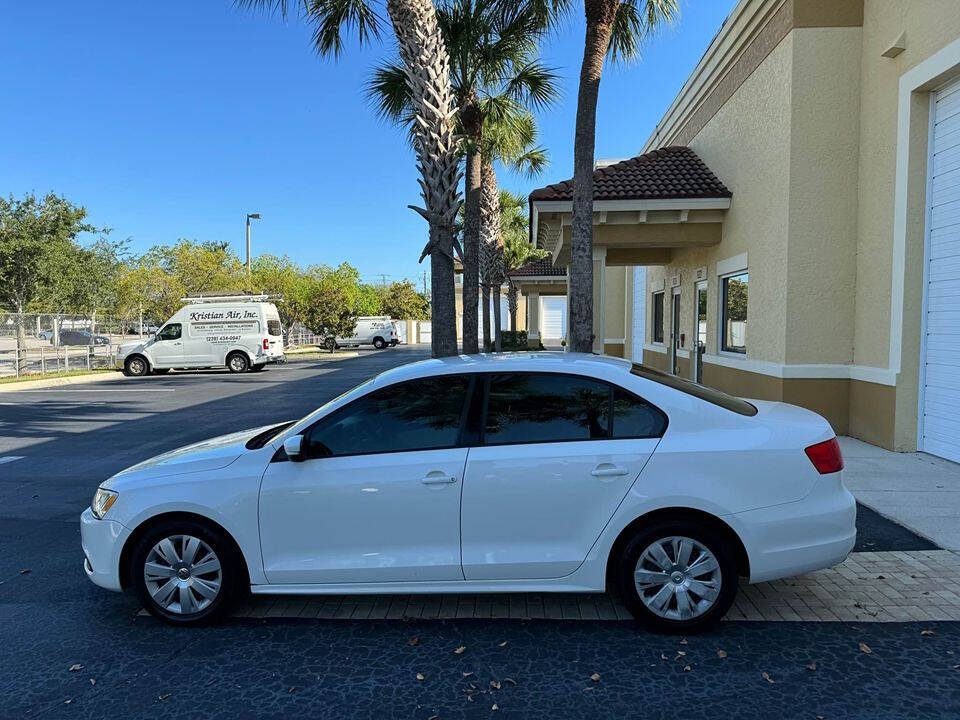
[528,146,731,202]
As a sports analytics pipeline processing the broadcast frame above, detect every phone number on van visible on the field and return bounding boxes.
[206,335,242,344]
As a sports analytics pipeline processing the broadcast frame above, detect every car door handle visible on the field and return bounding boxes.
[420,472,458,485]
[591,464,629,478]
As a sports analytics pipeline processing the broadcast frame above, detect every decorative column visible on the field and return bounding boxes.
[592,246,607,354]
[527,291,540,349]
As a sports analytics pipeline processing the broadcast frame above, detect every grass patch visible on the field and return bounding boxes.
[0,368,117,385]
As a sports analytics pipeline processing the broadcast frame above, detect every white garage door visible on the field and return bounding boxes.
[541,297,566,340]
[921,75,960,463]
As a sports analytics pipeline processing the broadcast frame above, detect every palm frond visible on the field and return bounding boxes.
[304,0,383,57]
[366,61,414,123]
[609,0,678,63]
[502,61,560,111]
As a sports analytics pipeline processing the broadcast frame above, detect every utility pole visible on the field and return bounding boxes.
[245,213,261,275]
[380,273,388,287]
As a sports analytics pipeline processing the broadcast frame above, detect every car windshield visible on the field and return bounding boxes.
[630,363,758,416]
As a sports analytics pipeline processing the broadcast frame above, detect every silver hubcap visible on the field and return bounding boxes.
[230,356,245,371]
[634,536,722,621]
[144,535,222,615]
[130,359,144,374]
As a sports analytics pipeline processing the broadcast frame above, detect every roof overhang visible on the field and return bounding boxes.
[531,197,731,268]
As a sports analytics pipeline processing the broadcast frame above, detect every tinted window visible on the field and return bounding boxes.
[630,363,757,416]
[652,292,664,343]
[157,324,181,341]
[304,375,470,457]
[721,272,748,354]
[612,388,667,438]
[267,320,282,336]
[484,373,610,444]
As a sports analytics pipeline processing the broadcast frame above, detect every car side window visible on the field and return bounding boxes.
[303,375,471,457]
[157,324,181,341]
[611,388,667,438]
[483,373,611,445]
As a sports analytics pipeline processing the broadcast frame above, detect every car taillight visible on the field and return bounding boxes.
[804,437,844,474]
[262,338,270,350]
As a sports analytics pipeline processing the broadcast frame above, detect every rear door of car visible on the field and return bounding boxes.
[460,371,666,581]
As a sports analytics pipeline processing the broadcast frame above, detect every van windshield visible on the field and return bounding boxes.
[267,320,281,336]
[630,363,758,416]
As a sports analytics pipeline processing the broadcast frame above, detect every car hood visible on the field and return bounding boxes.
[119,339,150,354]
[105,423,281,487]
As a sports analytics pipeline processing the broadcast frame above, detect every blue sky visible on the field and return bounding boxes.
[1,0,736,286]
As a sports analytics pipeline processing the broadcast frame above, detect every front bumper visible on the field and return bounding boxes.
[732,473,857,584]
[80,508,130,592]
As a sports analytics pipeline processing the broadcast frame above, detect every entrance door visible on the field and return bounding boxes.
[541,297,566,340]
[920,75,960,462]
[695,281,707,383]
[670,290,681,375]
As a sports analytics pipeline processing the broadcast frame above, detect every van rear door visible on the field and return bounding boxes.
[264,305,284,356]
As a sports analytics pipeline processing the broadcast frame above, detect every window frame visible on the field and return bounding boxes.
[477,371,667,448]
[718,270,748,356]
[652,291,665,345]
[298,373,477,460]
[156,323,182,341]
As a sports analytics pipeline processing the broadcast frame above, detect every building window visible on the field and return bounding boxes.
[721,272,748,354]
[652,291,664,343]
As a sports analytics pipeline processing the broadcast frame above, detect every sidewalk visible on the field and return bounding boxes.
[839,436,960,551]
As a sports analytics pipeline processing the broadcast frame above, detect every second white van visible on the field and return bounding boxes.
[330,316,397,350]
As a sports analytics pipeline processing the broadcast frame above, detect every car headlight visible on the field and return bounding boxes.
[91,488,118,519]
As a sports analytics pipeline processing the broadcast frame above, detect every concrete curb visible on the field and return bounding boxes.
[0,371,125,392]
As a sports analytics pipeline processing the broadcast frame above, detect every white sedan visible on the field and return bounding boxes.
[81,353,855,633]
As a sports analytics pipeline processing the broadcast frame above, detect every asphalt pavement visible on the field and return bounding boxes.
[1,347,958,719]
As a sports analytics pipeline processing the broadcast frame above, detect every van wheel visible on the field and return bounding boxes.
[226,352,249,373]
[615,518,738,634]
[373,337,387,350]
[323,337,337,351]
[130,518,245,626]
[123,355,149,377]
[390,339,399,346]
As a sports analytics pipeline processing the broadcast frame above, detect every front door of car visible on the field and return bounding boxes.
[461,372,665,581]
[150,323,184,368]
[258,374,473,585]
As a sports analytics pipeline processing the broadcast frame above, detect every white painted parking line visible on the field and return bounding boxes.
[8,388,177,393]
[0,456,24,465]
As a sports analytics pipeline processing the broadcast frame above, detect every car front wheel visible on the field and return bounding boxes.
[130,519,243,625]
[123,355,149,377]
[615,519,738,634]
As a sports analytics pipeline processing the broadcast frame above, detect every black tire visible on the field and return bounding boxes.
[373,337,387,350]
[615,517,738,634]
[249,364,266,373]
[226,352,249,373]
[390,339,399,346]
[129,518,245,626]
[123,355,150,377]
[323,337,337,351]
[152,368,171,375]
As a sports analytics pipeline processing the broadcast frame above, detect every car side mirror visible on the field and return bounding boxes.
[283,435,305,462]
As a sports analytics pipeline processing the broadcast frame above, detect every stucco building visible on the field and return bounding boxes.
[527,0,960,462]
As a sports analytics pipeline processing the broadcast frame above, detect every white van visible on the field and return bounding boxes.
[119,295,284,376]
[330,316,397,350]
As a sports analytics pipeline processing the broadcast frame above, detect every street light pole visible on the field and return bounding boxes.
[245,213,261,274]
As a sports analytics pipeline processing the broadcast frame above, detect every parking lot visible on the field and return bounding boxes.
[2,348,959,719]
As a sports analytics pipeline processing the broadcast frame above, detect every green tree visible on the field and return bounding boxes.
[568,0,676,352]
[378,280,430,320]
[500,189,548,331]
[251,254,316,345]
[368,0,559,354]
[0,193,95,369]
[303,264,362,351]
[241,0,462,358]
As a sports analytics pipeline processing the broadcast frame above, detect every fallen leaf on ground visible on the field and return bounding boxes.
[806,662,817,671]
[499,641,508,647]
[921,630,935,636]
[462,671,474,677]
[716,650,727,659]
[504,678,516,685]
[490,680,501,690]
[68,664,83,672]
[683,665,692,672]
[454,646,466,654]
[492,704,499,711]
[859,642,872,654]
[407,636,419,646]
[89,678,96,686]
[158,694,172,702]
[590,673,601,682]
[679,638,688,645]
[288,686,296,694]
[416,673,425,681]
[20,569,31,575]
[660,653,669,661]
[761,672,775,684]
[676,650,686,657]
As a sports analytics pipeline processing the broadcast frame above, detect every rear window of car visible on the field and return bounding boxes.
[630,364,758,416]
[267,320,281,336]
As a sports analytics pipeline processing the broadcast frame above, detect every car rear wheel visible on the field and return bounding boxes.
[226,352,249,373]
[130,519,243,626]
[373,337,387,350]
[123,355,149,377]
[615,519,738,634]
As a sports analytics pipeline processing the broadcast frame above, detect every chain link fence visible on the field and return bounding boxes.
[0,312,154,378]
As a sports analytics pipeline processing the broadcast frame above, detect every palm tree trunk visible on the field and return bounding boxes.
[492,285,502,352]
[387,0,462,358]
[460,132,482,355]
[481,284,491,351]
[507,280,518,331]
[570,0,617,353]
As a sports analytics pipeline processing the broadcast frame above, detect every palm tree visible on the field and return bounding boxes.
[568,0,677,352]
[499,189,548,331]
[368,0,559,353]
[238,0,463,357]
